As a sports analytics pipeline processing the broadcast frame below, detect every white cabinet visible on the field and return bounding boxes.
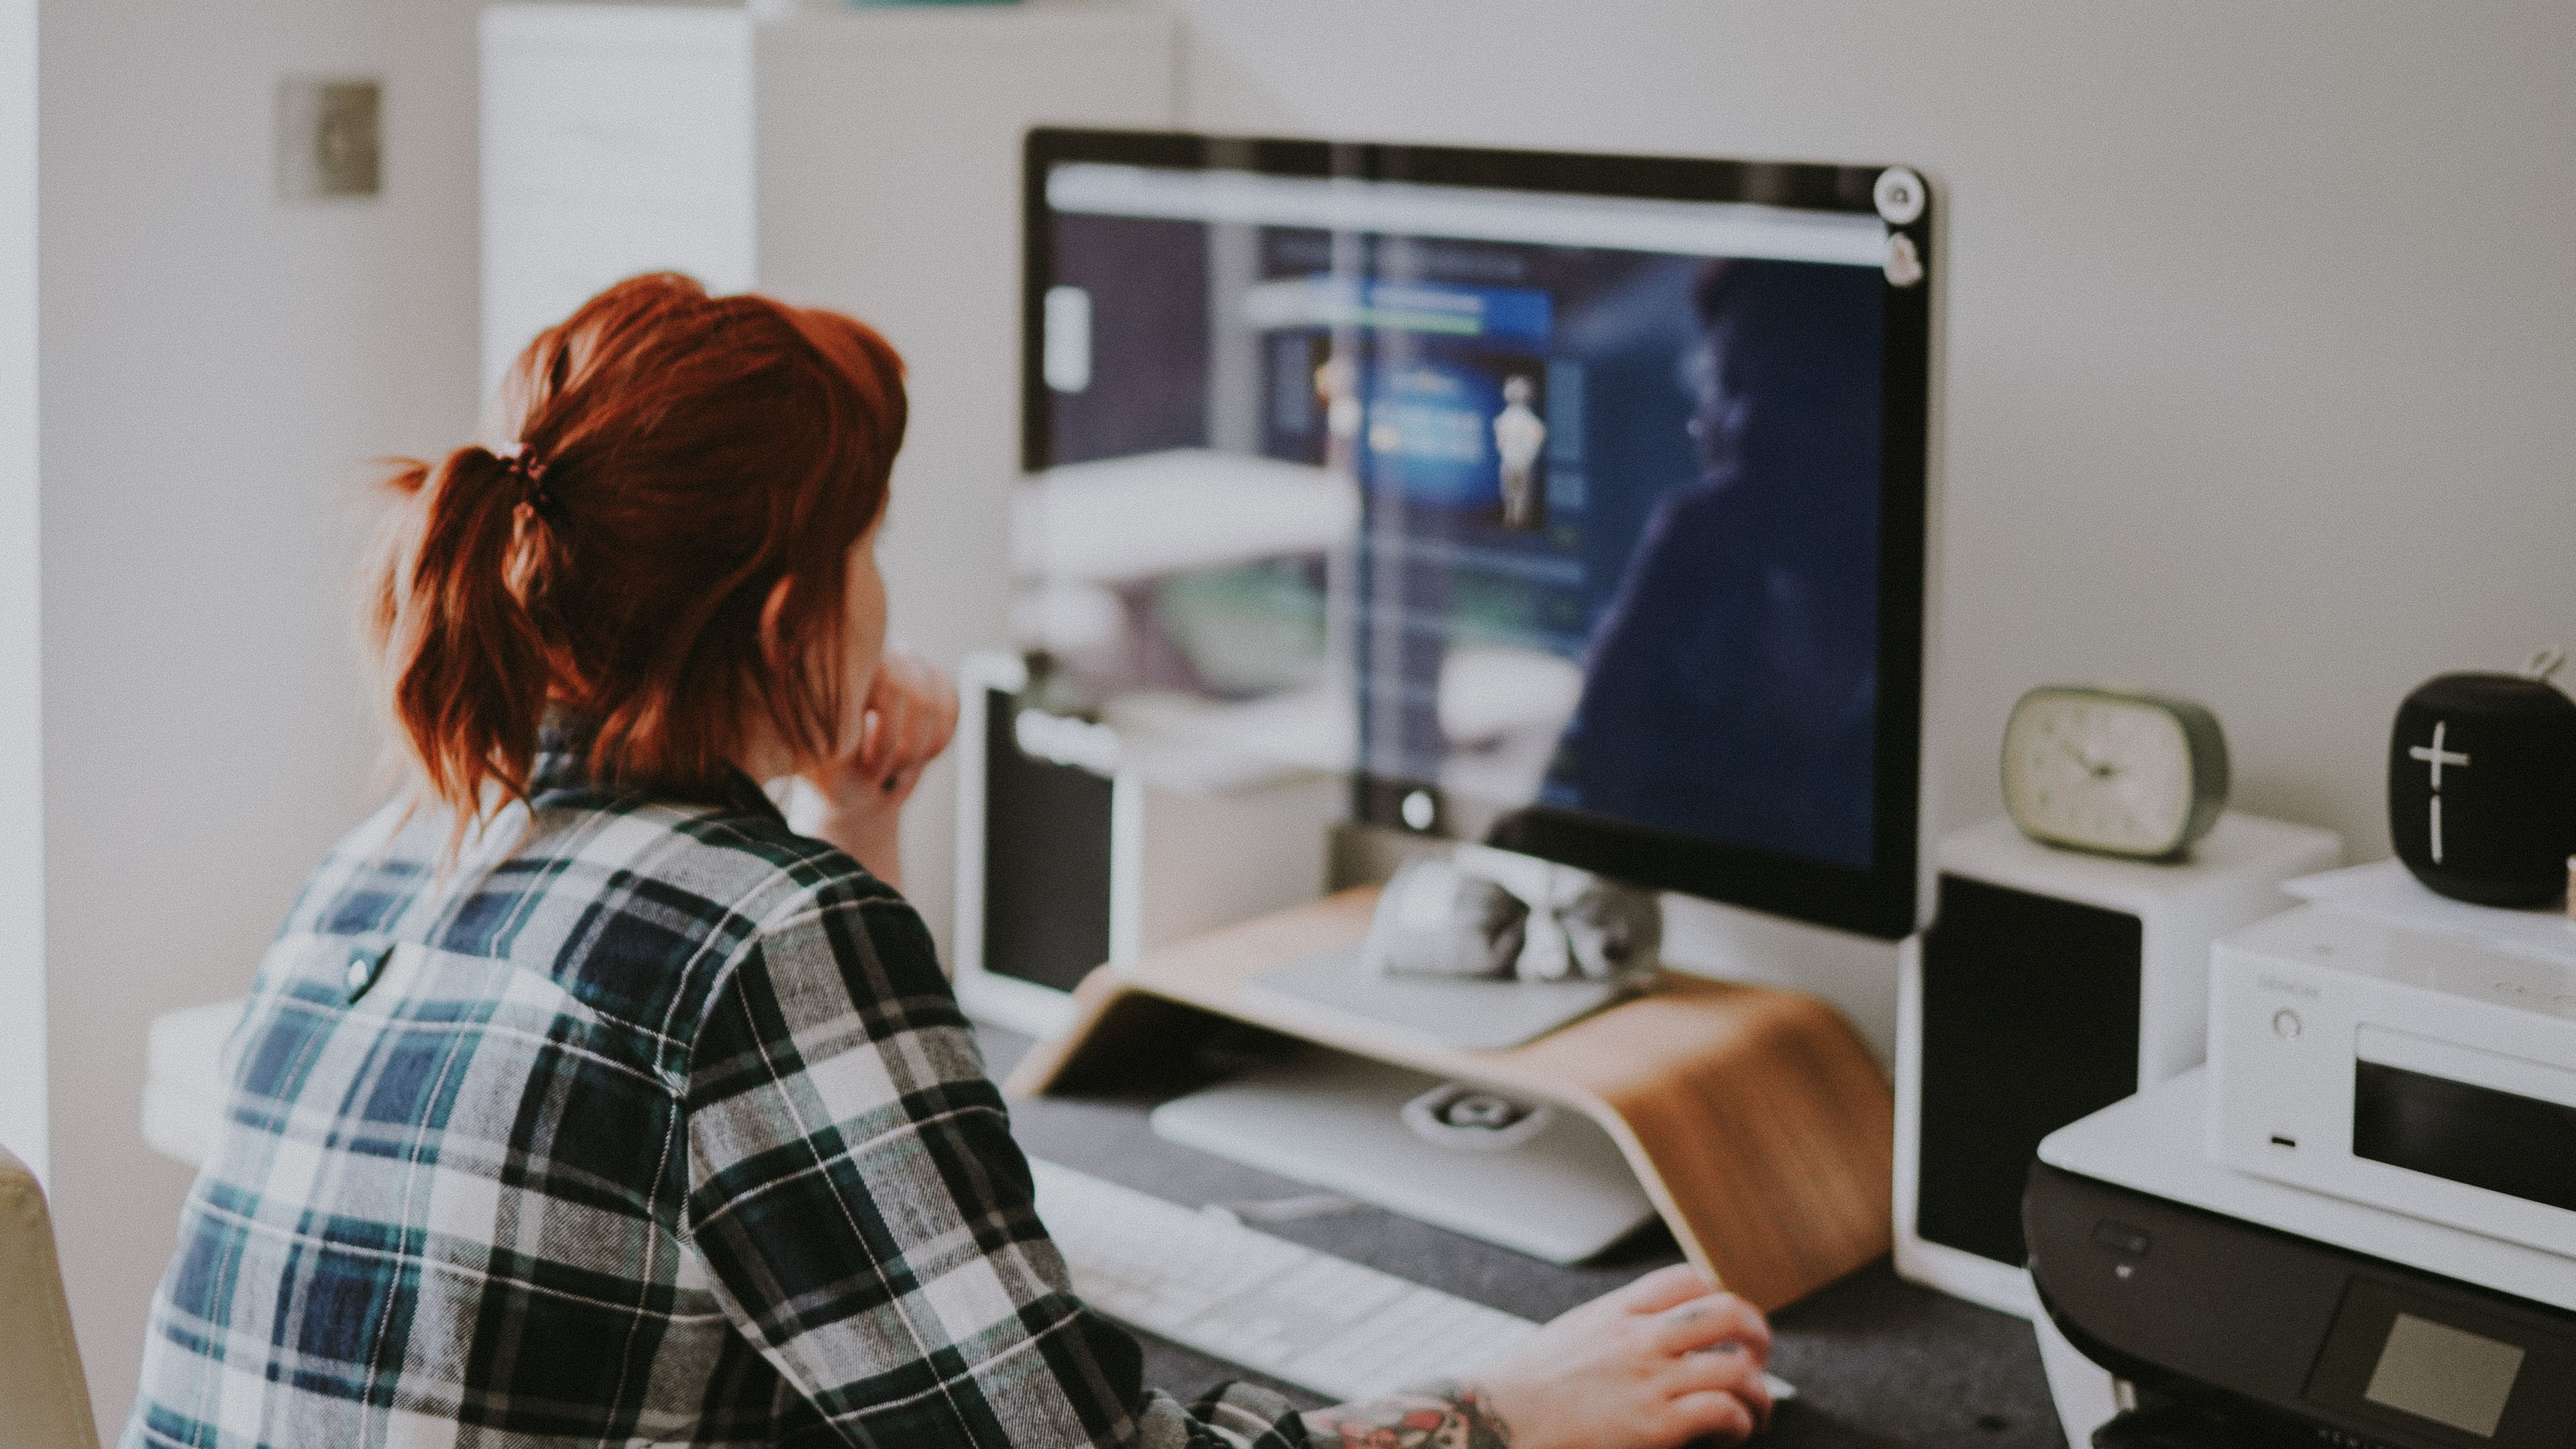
[481,6,759,392]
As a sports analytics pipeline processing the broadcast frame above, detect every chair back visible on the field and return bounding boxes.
[0,1145,101,1449]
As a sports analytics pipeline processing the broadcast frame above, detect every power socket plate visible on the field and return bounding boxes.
[277,76,380,200]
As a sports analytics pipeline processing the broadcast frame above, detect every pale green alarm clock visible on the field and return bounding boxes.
[2001,684,2231,859]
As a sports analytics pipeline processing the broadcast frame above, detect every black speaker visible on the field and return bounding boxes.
[951,653,1342,1036]
[1917,875,2140,1269]
[981,685,1117,996]
[1896,815,2340,1313]
[2388,665,2576,908]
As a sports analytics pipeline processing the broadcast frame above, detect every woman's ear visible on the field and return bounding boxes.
[732,575,809,784]
[757,575,796,669]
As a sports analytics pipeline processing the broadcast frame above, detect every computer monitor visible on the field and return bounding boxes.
[1019,129,1937,943]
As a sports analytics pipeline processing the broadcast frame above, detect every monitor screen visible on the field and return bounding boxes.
[1021,131,1934,939]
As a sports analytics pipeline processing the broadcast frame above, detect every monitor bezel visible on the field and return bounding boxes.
[1022,127,1935,941]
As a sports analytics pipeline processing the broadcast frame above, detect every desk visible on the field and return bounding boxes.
[982,1024,2067,1449]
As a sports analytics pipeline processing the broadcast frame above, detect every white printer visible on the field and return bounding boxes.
[2030,865,2576,1449]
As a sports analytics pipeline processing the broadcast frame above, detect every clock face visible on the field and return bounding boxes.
[2003,690,2200,856]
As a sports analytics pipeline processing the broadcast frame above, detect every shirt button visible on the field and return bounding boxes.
[345,945,392,1002]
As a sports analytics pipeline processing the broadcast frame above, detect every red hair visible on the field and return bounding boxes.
[369,273,906,828]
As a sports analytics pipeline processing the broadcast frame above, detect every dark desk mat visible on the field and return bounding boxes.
[981,1025,2067,1449]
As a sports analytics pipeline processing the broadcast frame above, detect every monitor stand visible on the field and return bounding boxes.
[1246,945,1631,1053]
[1004,885,1896,1311]
[1148,1045,1659,1264]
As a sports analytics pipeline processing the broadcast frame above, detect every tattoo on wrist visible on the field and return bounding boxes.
[1301,1379,1509,1449]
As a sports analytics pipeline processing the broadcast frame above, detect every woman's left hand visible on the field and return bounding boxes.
[806,644,959,888]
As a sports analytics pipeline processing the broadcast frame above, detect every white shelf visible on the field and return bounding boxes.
[1015,449,1356,585]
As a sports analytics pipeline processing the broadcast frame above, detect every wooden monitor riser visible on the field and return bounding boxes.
[1003,886,1895,1313]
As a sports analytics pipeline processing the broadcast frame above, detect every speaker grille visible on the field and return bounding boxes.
[982,689,1115,994]
[1918,873,2140,1266]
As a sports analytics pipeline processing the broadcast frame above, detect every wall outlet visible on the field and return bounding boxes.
[276,77,381,200]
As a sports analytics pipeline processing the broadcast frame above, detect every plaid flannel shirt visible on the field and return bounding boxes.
[125,740,1308,1448]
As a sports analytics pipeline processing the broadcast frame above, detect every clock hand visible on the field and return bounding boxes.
[2056,737,2118,780]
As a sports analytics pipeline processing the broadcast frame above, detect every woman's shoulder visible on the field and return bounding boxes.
[543,790,952,1059]
[292,782,890,908]
[524,782,908,940]
[645,787,897,902]
[280,787,920,1045]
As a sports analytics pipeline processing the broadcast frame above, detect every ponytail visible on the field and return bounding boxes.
[368,444,565,852]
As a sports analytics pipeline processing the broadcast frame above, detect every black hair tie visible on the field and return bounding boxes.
[502,447,557,519]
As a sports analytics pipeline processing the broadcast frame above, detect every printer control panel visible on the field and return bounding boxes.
[2307,1279,2568,1446]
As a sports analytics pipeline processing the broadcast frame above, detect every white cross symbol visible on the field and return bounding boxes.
[2408,720,2469,789]
[2408,720,2470,864]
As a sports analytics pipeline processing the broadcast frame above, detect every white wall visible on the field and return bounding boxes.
[1170,0,2576,865]
[39,0,483,1423]
[0,0,39,1185]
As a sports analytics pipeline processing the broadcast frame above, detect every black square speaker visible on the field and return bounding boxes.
[1917,875,2141,1267]
[1897,814,2340,1316]
[981,686,1115,995]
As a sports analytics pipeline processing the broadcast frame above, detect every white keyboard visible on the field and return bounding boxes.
[1029,1159,1792,1405]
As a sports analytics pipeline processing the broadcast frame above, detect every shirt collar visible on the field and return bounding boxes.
[530,712,784,824]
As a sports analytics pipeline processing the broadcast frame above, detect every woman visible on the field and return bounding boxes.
[125,275,1775,1449]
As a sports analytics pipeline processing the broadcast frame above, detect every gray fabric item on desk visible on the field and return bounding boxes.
[1371,860,1529,978]
[1368,856,1660,985]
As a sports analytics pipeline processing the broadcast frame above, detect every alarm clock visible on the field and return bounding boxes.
[2001,684,2231,859]
[2387,649,2576,907]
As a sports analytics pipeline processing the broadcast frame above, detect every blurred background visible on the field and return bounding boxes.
[3,0,2573,1426]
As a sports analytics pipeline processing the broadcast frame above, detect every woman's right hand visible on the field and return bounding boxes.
[1301,1266,1772,1449]
[804,643,959,890]
[1471,1265,1774,1449]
